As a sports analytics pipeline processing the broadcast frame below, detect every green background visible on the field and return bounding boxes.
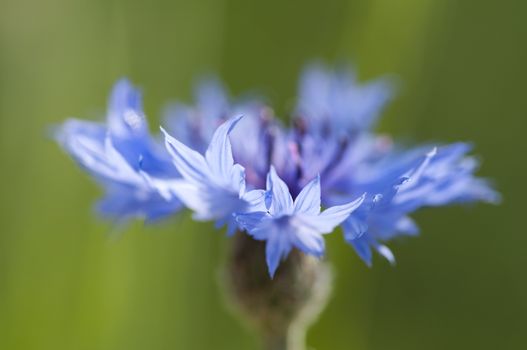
[1,0,525,349]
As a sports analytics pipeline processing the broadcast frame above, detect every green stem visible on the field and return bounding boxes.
[225,233,332,350]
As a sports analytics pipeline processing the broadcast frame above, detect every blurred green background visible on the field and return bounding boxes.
[1,0,526,349]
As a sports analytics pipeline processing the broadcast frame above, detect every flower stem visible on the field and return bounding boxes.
[224,232,332,350]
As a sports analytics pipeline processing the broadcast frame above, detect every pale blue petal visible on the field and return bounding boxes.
[225,217,239,236]
[375,244,396,265]
[157,180,208,218]
[294,175,321,215]
[346,225,397,265]
[194,78,230,122]
[97,185,181,223]
[54,119,106,147]
[103,137,141,182]
[205,115,243,180]
[242,189,267,212]
[305,194,366,234]
[291,226,325,258]
[342,215,369,241]
[350,236,373,266]
[269,127,299,190]
[266,166,294,216]
[161,127,209,184]
[394,216,419,236]
[55,119,113,180]
[397,147,437,192]
[296,65,392,135]
[235,211,269,232]
[229,111,272,188]
[197,189,244,221]
[265,230,292,278]
[216,215,240,237]
[156,177,244,222]
[230,163,246,196]
[58,123,145,188]
[107,79,148,138]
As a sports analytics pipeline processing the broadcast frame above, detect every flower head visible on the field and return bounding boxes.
[55,79,181,222]
[55,65,499,276]
[237,167,365,277]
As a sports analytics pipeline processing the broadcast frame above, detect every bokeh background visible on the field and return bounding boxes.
[1,0,526,349]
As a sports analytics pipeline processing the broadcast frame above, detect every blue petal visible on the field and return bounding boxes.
[229,112,272,188]
[161,127,209,184]
[397,147,437,192]
[107,79,148,138]
[229,163,246,196]
[308,194,366,233]
[297,64,392,134]
[55,119,112,180]
[349,235,373,266]
[342,214,369,241]
[241,189,267,212]
[157,180,206,216]
[348,234,395,266]
[57,120,144,187]
[394,216,419,236]
[375,244,395,265]
[97,185,181,223]
[205,115,243,181]
[162,180,242,221]
[265,230,292,278]
[194,78,230,121]
[266,166,294,216]
[215,215,240,237]
[235,211,269,232]
[225,217,239,236]
[290,226,325,258]
[294,175,321,215]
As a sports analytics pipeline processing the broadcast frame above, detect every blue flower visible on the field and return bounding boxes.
[55,65,499,274]
[55,79,182,222]
[159,116,266,235]
[236,167,365,277]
